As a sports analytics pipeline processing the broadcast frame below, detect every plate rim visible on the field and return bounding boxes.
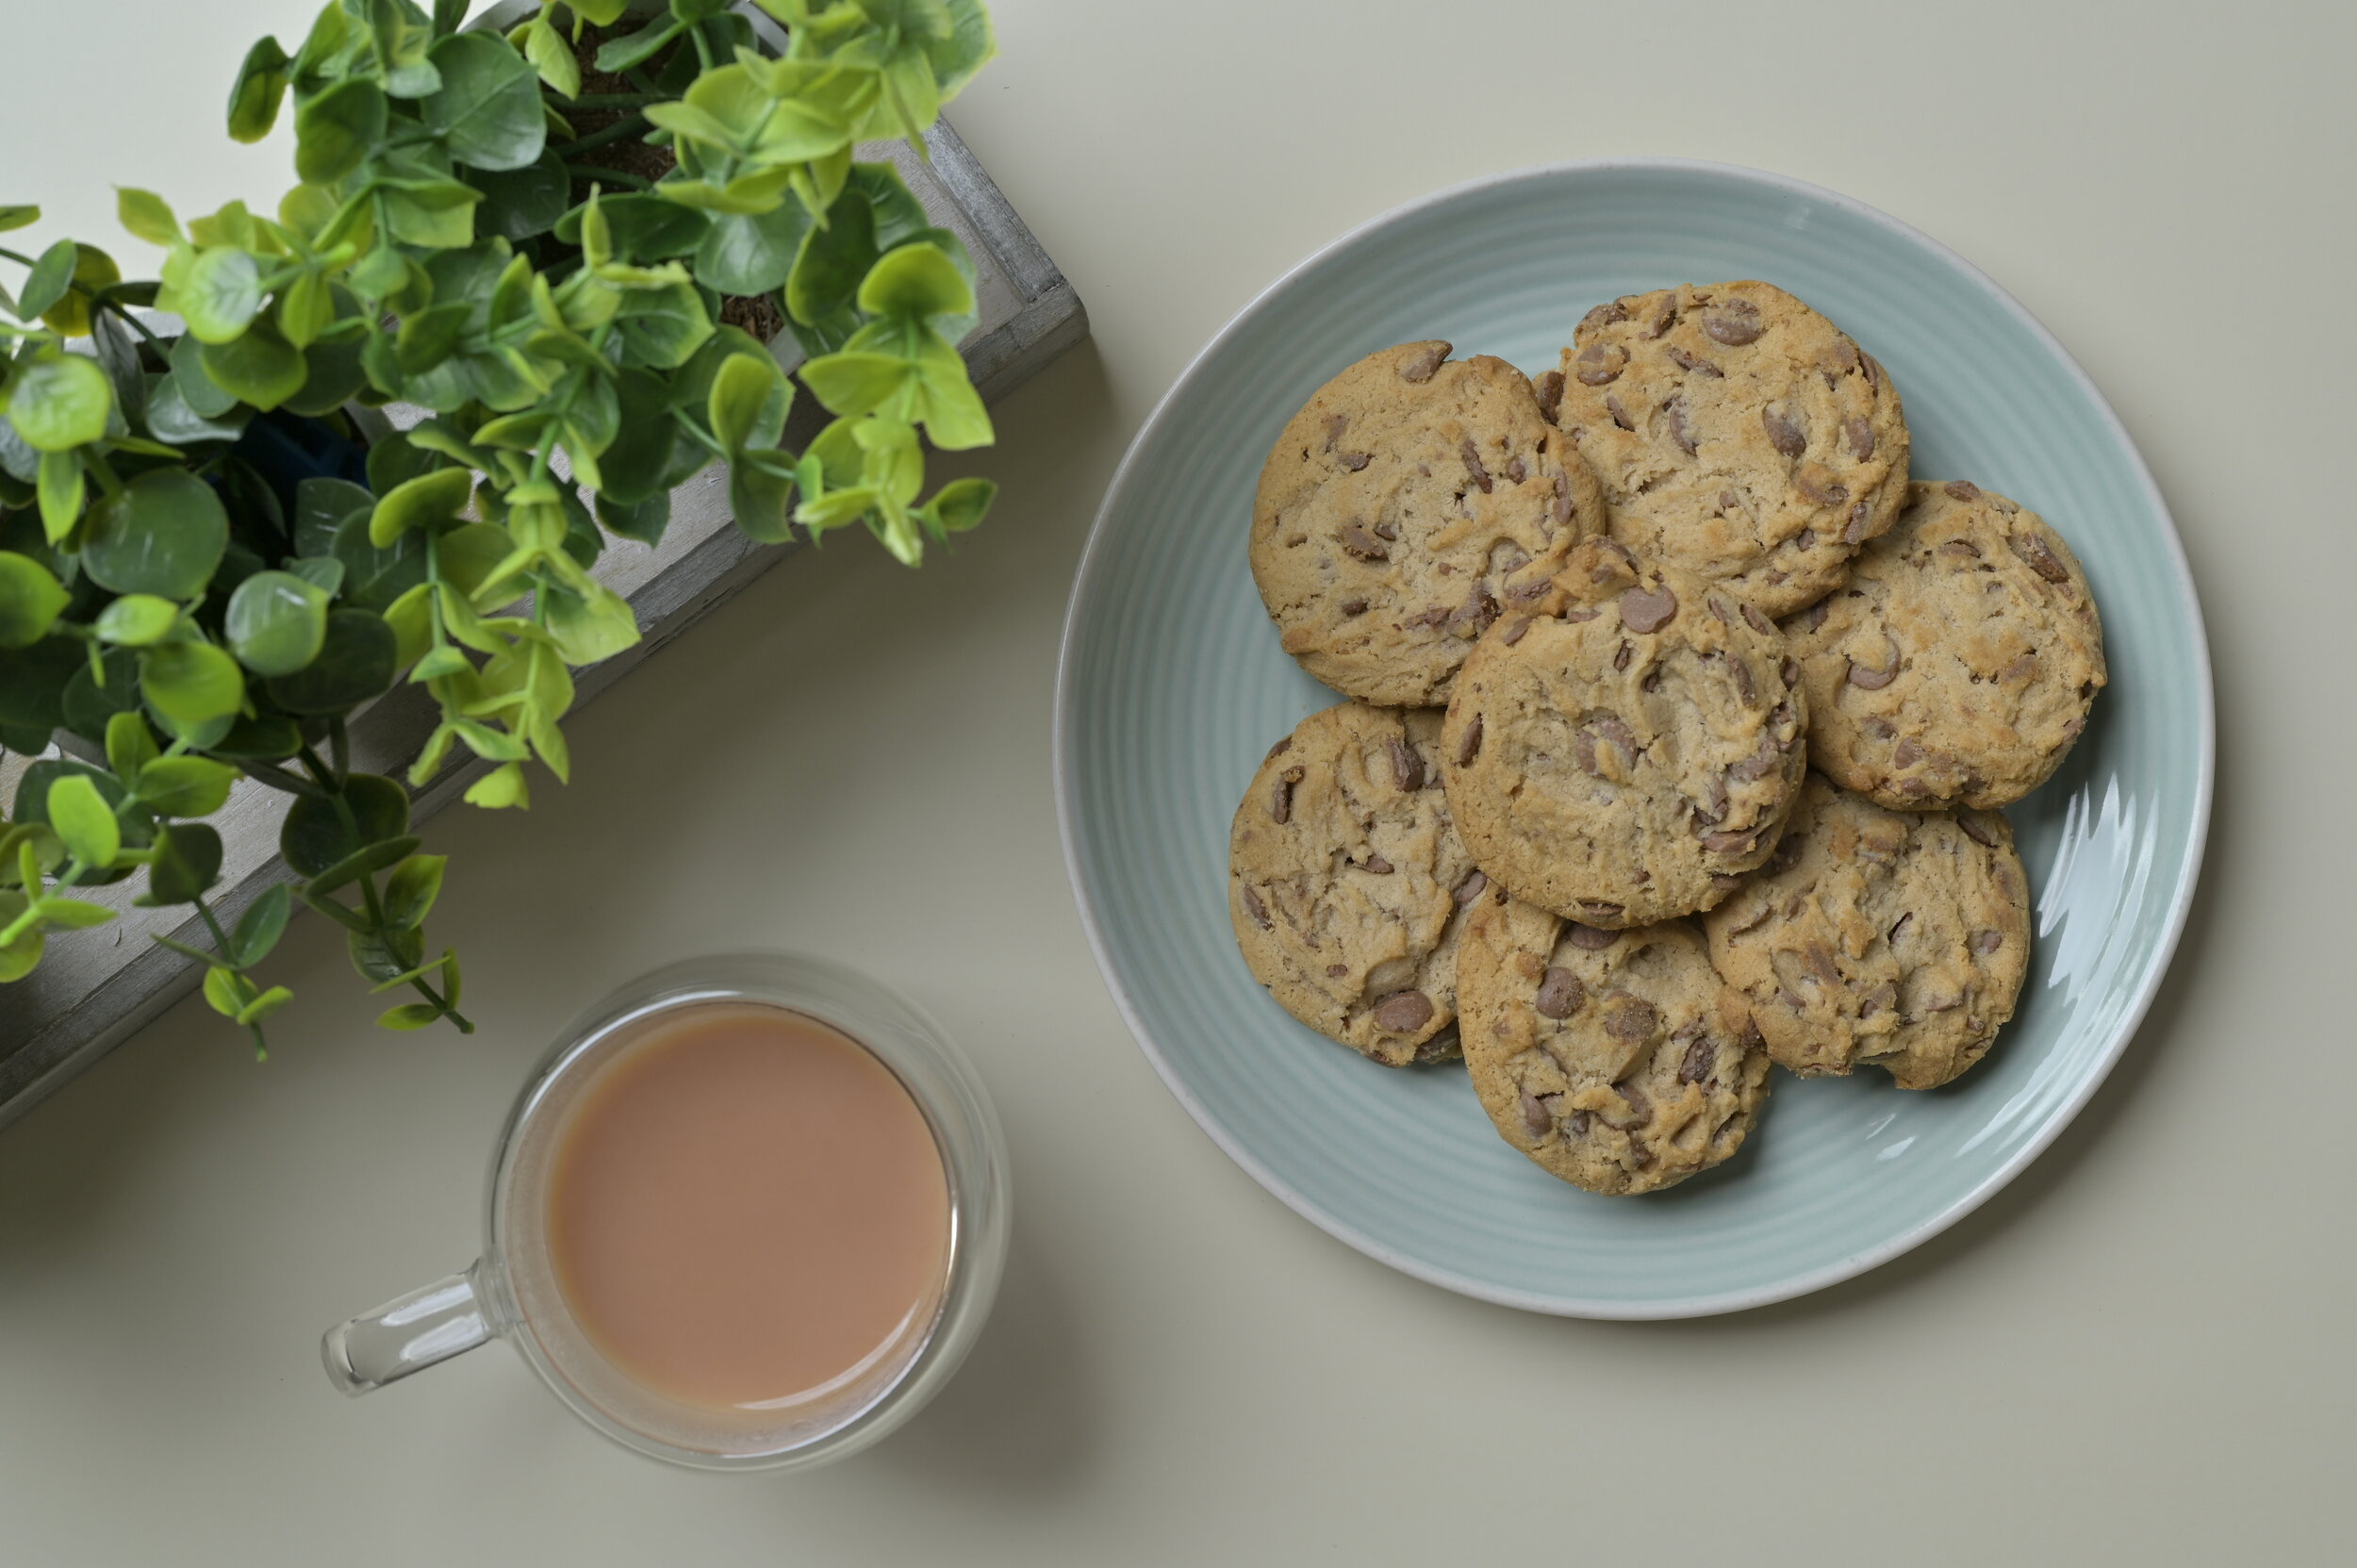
[1052,156,2217,1319]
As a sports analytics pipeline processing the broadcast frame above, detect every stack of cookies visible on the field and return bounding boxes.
[1228,284,2106,1197]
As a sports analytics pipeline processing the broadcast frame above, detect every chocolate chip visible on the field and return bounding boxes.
[1535,369,1565,423]
[1606,996,1659,1041]
[1373,520,1398,540]
[1762,405,1806,458]
[1399,342,1448,383]
[1556,922,1615,953]
[1340,596,1368,616]
[1620,585,1679,634]
[1407,603,1453,629]
[1264,735,1294,761]
[1567,1109,1594,1136]
[1844,417,1876,460]
[1519,1089,1555,1137]
[1573,902,1624,927]
[1974,929,2004,954]
[1957,812,1998,848]
[1337,450,1372,471]
[1373,990,1434,1032]
[1701,299,1763,345]
[1706,596,1731,623]
[1943,480,1981,501]
[1360,853,1393,874]
[1549,470,1574,528]
[1579,301,1631,335]
[1606,394,1634,432]
[1860,982,1897,1017]
[1710,873,1745,897]
[1456,714,1483,767]
[1847,658,1897,690]
[2011,532,2071,584]
[1507,457,1527,485]
[1340,522,1389,560]
[1640,296,1679,338]
[1413,1029,1460,1065]
[1613,642,1632,672]
[1574,343,1626,386]
[1860,354,1884,389]
[1730,657,1755,705]
[1503,579,1551,607]
[1939,539,1984,560]
[1271,767,1302,823]
[1781,656,1801,687]
[1664,394,1698,456]
[1327,964,1348,978]
[1535,966,1584,1018]
[1459,437,1493,493]
[1501,616,1531,646]
[1741,602,1773,635]
[1450,870,1486,907]
[1700,829,1756,854]
[1892,737,1923,767]
[1576,714,1639,777]
[1798,598,1830,632]
[1386,735,1425,792]
[1666,344,1723,378]
[1845,501,1872,544]
[1241,884,1270,928]
[1677,1032,1714,1084]
[1795,466,1850,507]
[1448,584,1501,640]
[1320,413,1346,451]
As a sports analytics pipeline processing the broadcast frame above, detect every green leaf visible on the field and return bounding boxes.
[462,760,529,809]
[105,709,157,780]
[224,569,330,677]
[708,351,790,456]
[198,320,306,411]
[294,77,387,185]
[424,33,546,173]
[693,203,813,298]
[394,301,471,375]
[0,923,44,982]
[115,187,182,248]
[596,489,670,547]
[858,239,974,319]
[522,15,580,98]
[177,247,265,343]
[0,636,84,732]
[36,452,84,544]
[37,897,116,930]
[226,37,291,141]
[150,933,226,968]
[36,245,118,338]
[81,469,229,599]
[230,883,290,966]
[284,555,345,597]
[348,920,423,983]
[798,349,911,421]
[264,608,396,715]
[470,148,570,241]
[0,205,38,234]
[540,578,639,663]
[295,476,373,557]
[60,646,143,739]
[0,552,68,648]
[277,270,333,351]
[612,281,714,370]
[285,328,371,417]
[367,467,473,548]
[141,375,251,445]
[554,192,706,261]
[7,355,112,452]
[382,853,446,931]
[303,834,421,897]
[143,821,223,903]
[922,475,995,536]
[135,756,239,818]
[93,594,179,647]
[281,772,409,879]
[332,508,428,612]
[18,240,77,322]
[207,712,303,761]
[594,16,684,73]
[377,1001,444,1031]
[785,183,876,327]
[139,640,245,726]
[203,965,254,1017]
[436,521,511,599]
[45,774,118,868]
[168,332,241,419]
[237,985,293,1026]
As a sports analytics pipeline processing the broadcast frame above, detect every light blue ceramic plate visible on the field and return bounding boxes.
[1055,160,2213,1318]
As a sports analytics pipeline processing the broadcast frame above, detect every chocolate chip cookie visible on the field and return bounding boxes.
[1554,282,1910,618]
[1458,899,1771,1196]
[1251,341,1606,705]
[1784,480,2105,810]
[1704,775,2031,1089]
[1228,702,1489,1065]
[1441,537,1807,929]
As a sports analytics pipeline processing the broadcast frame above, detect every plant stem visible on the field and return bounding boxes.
[552,113,652,157]
[569,92,660,108]
[235,759,328,800]
[564,163,651,190]
[191,896,268,1058]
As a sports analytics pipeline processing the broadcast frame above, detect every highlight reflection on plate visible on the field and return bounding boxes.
[1057,160,2213,1317]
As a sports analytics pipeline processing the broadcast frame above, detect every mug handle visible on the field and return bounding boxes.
[321,1263,494,1395]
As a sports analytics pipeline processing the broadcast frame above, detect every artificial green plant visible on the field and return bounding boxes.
[0,0,997,1052]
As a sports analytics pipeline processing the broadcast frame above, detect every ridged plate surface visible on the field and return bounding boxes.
[1055,161,2212,1317]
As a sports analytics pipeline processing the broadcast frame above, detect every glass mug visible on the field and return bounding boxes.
[321,951,1011,1472]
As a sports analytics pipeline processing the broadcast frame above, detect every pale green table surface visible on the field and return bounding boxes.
[1,2,2349,1562]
